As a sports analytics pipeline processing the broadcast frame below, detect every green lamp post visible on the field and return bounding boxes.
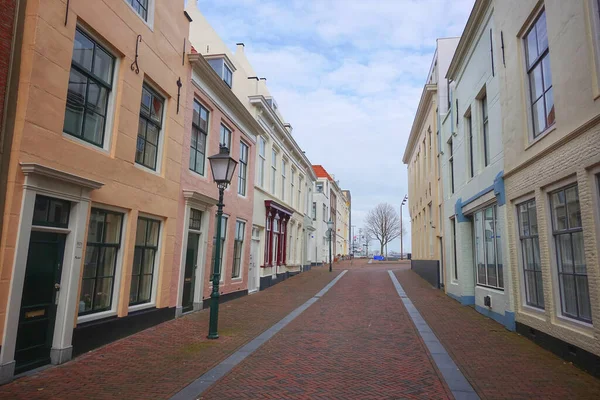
[207,145,238,339]
[327,219,334,272]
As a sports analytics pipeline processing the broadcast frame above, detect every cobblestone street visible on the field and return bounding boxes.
[1,259,599,399]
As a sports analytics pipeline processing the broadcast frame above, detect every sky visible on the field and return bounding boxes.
[193,0,475,252]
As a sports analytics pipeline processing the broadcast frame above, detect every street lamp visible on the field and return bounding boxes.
[401,194,407,260]
[207,145,238,339]
[327,219,334,272]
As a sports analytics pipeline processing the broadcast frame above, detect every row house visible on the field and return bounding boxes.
[186,4,318,292]
[403,37,458,288]
[0,0,190,381]
[409,0,600,378]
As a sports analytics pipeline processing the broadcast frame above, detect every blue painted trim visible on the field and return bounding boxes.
[462,186,494,208]
[475,306,515,331]
[446,291,475,305]
[453,170,506,223]
[493,171,506,206]
[454,198,468,223]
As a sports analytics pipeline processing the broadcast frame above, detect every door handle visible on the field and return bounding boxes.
[54,283,61,291]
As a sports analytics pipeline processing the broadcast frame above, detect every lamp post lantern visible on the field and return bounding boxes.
[207,145,238,339]
[327,219,334,272]
[401,194,407,260]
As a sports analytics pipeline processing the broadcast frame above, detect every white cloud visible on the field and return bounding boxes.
[196,0,475,251]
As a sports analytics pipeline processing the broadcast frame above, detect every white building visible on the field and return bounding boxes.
[440,0,514,330]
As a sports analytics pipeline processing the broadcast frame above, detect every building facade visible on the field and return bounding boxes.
[186,3,317,292]
[404,37,458,285]
[440,0,515,330]
[0,0,190,381]
[495,0,600,372]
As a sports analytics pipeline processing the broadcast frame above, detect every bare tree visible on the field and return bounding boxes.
[365,203,405,257]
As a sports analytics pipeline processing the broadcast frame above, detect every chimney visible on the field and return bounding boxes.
[283,123,293,134]
[236,43,245,53]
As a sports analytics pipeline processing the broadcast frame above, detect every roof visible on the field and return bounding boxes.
[312,165,333,181]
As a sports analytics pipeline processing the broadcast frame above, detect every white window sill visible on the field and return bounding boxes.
[63,132,111,155]
[124,0,155,31]
[555,314,594,335]
[128,302,156,313]
[77,310,117,324]
[525,123,556,151]
[231,277,243,281]
[135,162,161,176]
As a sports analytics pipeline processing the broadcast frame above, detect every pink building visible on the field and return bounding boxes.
[172,49,258,316]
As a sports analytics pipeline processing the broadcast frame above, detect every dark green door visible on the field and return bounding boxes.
[15,231,66,374]
[182,233,200,313]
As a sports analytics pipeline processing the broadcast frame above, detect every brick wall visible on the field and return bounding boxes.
[0,0,16,130]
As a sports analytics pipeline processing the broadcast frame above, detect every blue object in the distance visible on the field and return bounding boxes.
[373,255,384,261]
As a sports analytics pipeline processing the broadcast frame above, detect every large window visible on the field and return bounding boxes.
[290,169,295,207]
[281,159,287,201]
[518,199,544,308]
[190,100,209,175]
[271,149,277,194]
[220,124,232,149]
[238,142,248,196]
[127,0,149,21]
[550,185,591,322]
[80,209,123,315]
[298,176,303,211]
[482,95,490,166]
[258,137,266,187]
[136,84,164,170]
[316,182,324,193]
[130,218,160,306]
[211,215,228,277]
[223,64,233,88]
[64,29,115,147]
[312,202,317,220]
[232,220,245,278]
[323,204,327,222]
[474,205,503,289]
[448,139,454,194]
[467,113,474,178]
[525,10,554,138]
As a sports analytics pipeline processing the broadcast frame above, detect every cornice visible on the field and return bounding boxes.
[402,84,437,164]
[20,163,104,190]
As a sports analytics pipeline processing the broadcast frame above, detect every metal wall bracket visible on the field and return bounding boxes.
[64,0,70,26]
[131,34,142,74]
[176,78,182,114]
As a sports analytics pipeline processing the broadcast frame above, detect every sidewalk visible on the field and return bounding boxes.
[394,268,600,400]
[0,267,339,400]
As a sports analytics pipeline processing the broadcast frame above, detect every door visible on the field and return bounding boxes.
[248,239,259,292]
[182,232,200,313]
[15,231,66,374]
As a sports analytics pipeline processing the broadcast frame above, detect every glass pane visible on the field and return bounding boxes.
[519,203,529,237]
[103,213,122,244]
[560,274,578,318]
[135,137,145,165]
[189,148,196,171]
[525,27,538,68]
[129,276,139,304]
[551,191,567,231]
[65,70,87,136]
[93,277,113,310]
[532,97,546,137]
[88,210,104,243]
[572,231,586,274]
[147,220,160,246]
[73,30,94,71]
[83,111,105,145]
[79,279,95,313]
[142,249,155,274]
[533,237,542,271]
[484,207,496,286]
[545,87,555,127]
[575,276,592,321]
[132,247,142,275]
[146,123,159,146]
[525,270,537,305]
[536,12,548,53]
[93,47,113,84]
[200,107,209,132]
[557,234,573,273]
[542,55,552,90]
[191,127,198,149]
[474,211,485,284]
[192,102,200,127]
[144,142,157,169]
[150,95,163,125]
[86,82,108,115]
[136,219,147,246]
[528,201,538,235]
[565,186,581,228]
[48,199,70,226]
[98,247,117,277]
[83,246,98,278]
[523,238,534,270]
[139,275,152,303]
[529,64,544,100]
[195,150,205,174]
[141,87,152,117]
[33,196,49,224]
[495,206,503,288]
[535,271,545,308]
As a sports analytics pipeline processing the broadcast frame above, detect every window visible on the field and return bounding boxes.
[211,215,228,277]
[189,208,202,231]
[80,209,123,315]
[64,29,115,147]
[258,137,266,187]
[448,139,454,194]
[127,0,148,21]
[281,159,287,201]
[525,10,554,137]
[136,84,164,170]
[223,64,233,88]
[232,220,245,278]
[474,205,503,289]
[32,195,70,228]
[272,218,280,265]
[518,199,544,308]
[312,202,317,220]
[481,95,489,166]
[290,169,295,207]
[238,142,248,196]
[271,149,277,194]
[467,113,474,178]
[130,218,160,305]
[220,124,232,149]
[550,185,591,322]
[298,176,303,211]
[316,182,324,193]
[323,204,327,222]
[190,100,209,175]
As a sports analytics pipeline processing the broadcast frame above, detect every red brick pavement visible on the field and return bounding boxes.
[394,267,600,400]
[200,261,452,400]
[0,267,340,400]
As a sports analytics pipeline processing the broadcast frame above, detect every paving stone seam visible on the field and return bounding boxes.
[169,270,349,400]
[387,270,480,400]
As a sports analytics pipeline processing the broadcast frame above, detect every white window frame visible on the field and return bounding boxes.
[231,219,246,280]
[290,168,296,207]
[281,158,287,201]
[257,136,266,188]
[588,0,600,97]
[124,0,156,30]
[134,81,168,176]
[238,141,249,197]
[271,148,278,195]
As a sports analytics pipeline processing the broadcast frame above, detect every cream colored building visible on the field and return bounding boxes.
[404,38,458,284]
[496,0,600,369]
[186,3,317,290]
